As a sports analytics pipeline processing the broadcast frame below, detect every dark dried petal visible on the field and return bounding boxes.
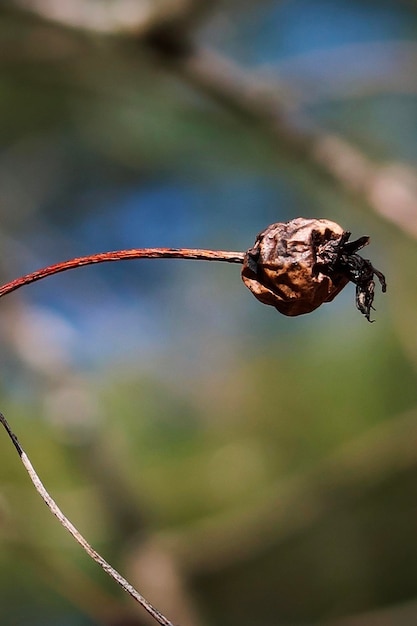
[241,218,350,316]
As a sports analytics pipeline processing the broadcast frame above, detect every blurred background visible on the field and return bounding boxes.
[0,1,417,625]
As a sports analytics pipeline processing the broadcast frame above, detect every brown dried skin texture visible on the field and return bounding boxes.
[242,218,350,316]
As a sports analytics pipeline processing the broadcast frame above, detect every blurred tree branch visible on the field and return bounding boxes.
[147,45,417,240]
[3,0,417,240]
[3,0,214,36]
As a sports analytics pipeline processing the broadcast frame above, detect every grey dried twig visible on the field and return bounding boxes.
[0,411,175,626]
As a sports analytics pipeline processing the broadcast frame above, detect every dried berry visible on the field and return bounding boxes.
[241,218,386,320]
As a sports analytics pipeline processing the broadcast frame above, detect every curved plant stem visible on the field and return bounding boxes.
[0,248,245,298]
[0,247,245,625]
[0,411,175,626]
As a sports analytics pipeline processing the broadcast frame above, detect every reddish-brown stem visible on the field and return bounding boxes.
[0,248,245,299]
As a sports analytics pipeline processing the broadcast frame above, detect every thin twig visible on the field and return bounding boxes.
[0,411,175,626]
[0,247,245,298]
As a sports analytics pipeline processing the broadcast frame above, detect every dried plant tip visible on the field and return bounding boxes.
[241,218,386,320]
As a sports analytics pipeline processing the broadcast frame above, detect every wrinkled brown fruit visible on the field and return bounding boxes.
[241,218,350,316]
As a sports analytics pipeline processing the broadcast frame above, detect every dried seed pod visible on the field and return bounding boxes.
[241,217,386,320]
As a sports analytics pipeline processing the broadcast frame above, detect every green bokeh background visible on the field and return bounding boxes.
[0,1,417,625]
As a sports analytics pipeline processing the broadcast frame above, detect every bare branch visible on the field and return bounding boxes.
[0,411,175,626]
